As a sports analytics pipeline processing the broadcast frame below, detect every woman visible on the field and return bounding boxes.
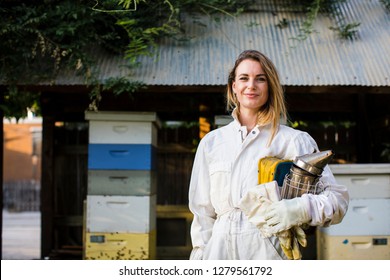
[188,50,349,260]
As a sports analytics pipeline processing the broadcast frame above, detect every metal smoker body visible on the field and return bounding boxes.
[281,150,334,199]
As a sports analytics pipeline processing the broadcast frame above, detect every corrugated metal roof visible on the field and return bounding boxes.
[65,0,390,87]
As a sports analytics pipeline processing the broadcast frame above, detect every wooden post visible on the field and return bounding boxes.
[40,115,55,259]
[356,93,372,163]
[0,90,4,259]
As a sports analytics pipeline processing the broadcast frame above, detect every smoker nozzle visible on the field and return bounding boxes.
[293,150,334,176]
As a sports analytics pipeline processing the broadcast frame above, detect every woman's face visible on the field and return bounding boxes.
[232,59,269,113]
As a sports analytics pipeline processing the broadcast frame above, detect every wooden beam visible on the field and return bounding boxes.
[285,86,390,95]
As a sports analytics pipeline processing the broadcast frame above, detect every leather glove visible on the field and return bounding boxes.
[238,181,280,237]
[264,197,311,234]
[278,226,307,260]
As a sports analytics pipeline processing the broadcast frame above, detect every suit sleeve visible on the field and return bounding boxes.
[288,132,350,227]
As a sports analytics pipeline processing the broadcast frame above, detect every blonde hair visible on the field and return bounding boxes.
[226,50,287,146]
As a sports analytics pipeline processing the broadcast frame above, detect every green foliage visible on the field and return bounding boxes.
[1,86,41,121]
[95,0,253,64]
[1,0,131,118]
[289,120,308,129]
[380,0,390,10]
[276,18,289,29]
[294,0,323,40]
[103,77,145,96]
[1,1,126,83]
[286,0,360,42]
[330,22,361,40]
[1,0,251,118]
[86,76,146,112]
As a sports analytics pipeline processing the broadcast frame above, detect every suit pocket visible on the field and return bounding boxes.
[209,161,232,207]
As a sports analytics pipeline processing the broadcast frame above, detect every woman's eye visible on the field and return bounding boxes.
[257,77,267,82]
[239,77,248,81]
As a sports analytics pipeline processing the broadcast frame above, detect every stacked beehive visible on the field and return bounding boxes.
[317,163,390,259]
[84,111,159,260]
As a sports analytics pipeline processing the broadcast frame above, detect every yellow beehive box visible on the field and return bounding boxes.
[316,230,390,260]
[84,230,156,260]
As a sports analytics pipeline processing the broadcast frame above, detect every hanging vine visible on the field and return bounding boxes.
[284,0,361,41]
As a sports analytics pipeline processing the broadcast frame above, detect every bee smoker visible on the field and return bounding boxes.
[281,150,334,199]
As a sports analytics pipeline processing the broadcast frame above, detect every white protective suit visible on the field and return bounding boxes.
[188,111,349,260]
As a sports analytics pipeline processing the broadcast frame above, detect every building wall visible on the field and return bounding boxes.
[3,118,42,183]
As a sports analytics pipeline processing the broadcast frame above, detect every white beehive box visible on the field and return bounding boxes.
[319,198,390,236]
[329,164,390,199]
[86,195,156,233]
[88,170,156,196]
[85,111,160,145]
